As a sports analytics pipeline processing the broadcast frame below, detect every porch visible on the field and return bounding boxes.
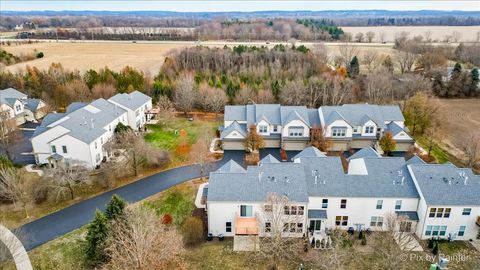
[235,216,259,235]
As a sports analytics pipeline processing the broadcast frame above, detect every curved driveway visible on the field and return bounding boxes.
[16,151,244,251]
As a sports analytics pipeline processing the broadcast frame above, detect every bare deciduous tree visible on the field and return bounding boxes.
[255,193,303,267]
[197,83,227,117]
[91,83,117,99]
[355,32,364,43]
[452,31,462,43]
[363,68,394,104]
[156,95,176,122]
[462,132,480,168]
[365,31,375,43]
[102,207,184,270]
[0,167,31,218]
[361,50,379,72]
[0,109,22,162]
[173,74,196,116]
[338,43,360,69]
[43,164,89,201]
[279,80,306,106]
[395,48,417,74]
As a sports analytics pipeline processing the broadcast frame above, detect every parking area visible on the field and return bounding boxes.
[0,122,38,165]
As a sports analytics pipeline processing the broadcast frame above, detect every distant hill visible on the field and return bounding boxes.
[2,9,480,18]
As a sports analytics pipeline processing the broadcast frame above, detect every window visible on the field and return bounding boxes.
[284,206,290,215]
[109,125,112,132]
[288,127,304,137]
[284,206,303,215]
[332,128,346,137]
[15,105,21,111]
[240,205,252,217]
[264,204,272,212]
[335,216,348,226]
[62,146,67,154]
[298,206,304,215]
[290,222,296,233]
[135,110,140,117]
[226,222,232,232]
[376,200,383,210]
[462,208,471,216]
[429,208,451,218]
[458,226,466,237]
[297,223,303,233]
[340,199,347,209]
[370,216,384,227]
[395,200,402,210]
[95,141,98,149]
[96,153,101,162]
[283,223,289,232]
[51,145,57,153]
[290,206,297,215]
[425,225,447,236]
[265,222,271,233]
[310,220,321,231]
[365,126,375,134]
[101,137,103,144]
[259,125,268,133]
[322,199,328,209]
[400,221,412,232]
[273,126,278,132]
[353,127,359,133]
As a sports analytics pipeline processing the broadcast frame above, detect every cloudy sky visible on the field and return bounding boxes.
[2,1,479,12]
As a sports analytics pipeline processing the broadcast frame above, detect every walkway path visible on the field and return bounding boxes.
[1,224,33,270]
[15,151,244,251]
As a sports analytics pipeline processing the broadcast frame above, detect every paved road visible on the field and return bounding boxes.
[15,151,243,251]
[14,149,305,251]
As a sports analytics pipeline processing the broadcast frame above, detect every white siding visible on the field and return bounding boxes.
[283,120,309,138]
[325,120,352,138]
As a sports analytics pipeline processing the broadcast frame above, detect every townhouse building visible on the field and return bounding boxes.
[0,88,47,125]
[205,146,480,243]
[31,91,152,169]
[220,103,413,152]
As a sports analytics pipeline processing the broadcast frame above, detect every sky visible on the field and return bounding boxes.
[1,1,479,12]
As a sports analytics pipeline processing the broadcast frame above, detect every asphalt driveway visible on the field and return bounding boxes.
[0,122,38,165]
[15,149,300,251]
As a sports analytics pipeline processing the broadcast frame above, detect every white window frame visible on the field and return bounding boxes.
[376,200,383,210]
[332,128,346,137]
[458,226,466,237]
[365,126,375,134]
[462,208,471,216]
[425,225,447,236]
[395,200,402,210]
[335,216,348,226]
[429,208,451,218]
[322,199,328,209]
[288,127,304,137]
[258,125,268,133]
[370,216,384,227]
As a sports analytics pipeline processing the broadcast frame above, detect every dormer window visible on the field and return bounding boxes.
[259,125,268,133]
[365,126,375,134]
[15,105,22,112]
[332,128,346,137]
[273,126,278,132]
[288,127,303,137]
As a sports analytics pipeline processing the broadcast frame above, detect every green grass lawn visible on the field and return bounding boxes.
[144,117,220,163]
[415,136,451,164]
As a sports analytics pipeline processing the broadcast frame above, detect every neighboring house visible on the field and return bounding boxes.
[108,91,153,130]
[0,88,47,125]
[221,103,413,152]
[221,104,319,151]
[31,91,153,169]
[205,146,480,242]
[319,104,413,151]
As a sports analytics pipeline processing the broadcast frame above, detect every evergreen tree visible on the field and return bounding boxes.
[114,122,132,134]
[382,55,394,73]
[448,63,463,97]
[348,56,360,78]
[85,210,108,264]
[432,242,439,255]
[104,194,126,220]
[470,68,479,97]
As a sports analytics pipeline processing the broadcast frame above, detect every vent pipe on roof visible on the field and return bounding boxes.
[464,176,468,185]
[314,175,318,185]
[258,172,263,182]
[401,177,404,186]
[91,118,95,129]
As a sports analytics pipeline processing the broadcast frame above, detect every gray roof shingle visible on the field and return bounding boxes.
[347,147,381,161]
[24,99,42,112]
[260,154,280,164]
[109,91,150,110]
[220,121,247,139]
[321,104,404,129]
[0,88,27,105]
[292,146,326,160]
[408,164,480,206]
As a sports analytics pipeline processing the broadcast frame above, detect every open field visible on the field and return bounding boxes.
[440,99,480,148]
[1,40,398,74]
[342,26,480,42]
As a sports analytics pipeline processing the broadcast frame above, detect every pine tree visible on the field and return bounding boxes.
[85,210,108,264]
[470,68,479,97]
[432,242,439,255]
[448,63,463,97]
[382,55,394,73]
[104,194,126,220]
[348,56,360,78]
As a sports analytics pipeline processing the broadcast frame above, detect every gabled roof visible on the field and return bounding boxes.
[321,104,404,129]
[24,99,42,112]
[348,147,381,161]
[0,88,27,105]
[292,146,326,160]
[280,106,310,126]
[360,114,376,125]
[260,154,280,164]
[224,105,246,121]
[254,104,281,125]
[405,155,426,165]
[220,121,247,139]
[307,109,320,128]
[3,98,18,107]
[109,91,151,111]
[386,122,405,136]
[408,164,480,206]
[66,102,88,113]
[216,160,246,173]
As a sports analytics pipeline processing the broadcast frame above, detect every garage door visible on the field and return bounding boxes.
[331,141,349,151]
[284,141,308,151]
[349,139,373,149]
[222,140,245,150]
[395,142,414,152]
[264,139,281,148]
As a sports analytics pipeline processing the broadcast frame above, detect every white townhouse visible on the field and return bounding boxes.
[221,104,319,151]
[220,103,413,152]
[31,91,152,169]
[204,146,480,243]
[108,91,153,130]
[0,88,47,125]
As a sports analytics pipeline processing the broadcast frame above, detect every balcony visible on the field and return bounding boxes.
[235,216,259,235]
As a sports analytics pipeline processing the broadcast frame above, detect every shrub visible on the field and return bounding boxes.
[181,216,204,246]
[432,242,438,255]
[104,194,126,220]
[162,214,173,225]
[36,52,44,58]
[33,185,48,204]
[428,238,434,249]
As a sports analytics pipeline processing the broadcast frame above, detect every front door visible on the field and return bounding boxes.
[400,221,412,232]
[309,220,322,232]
